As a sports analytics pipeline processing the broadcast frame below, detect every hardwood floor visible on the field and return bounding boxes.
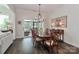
[5,37,79,54]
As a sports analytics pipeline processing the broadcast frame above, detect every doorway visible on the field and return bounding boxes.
[23,20,33,37]
[23,19,44,37]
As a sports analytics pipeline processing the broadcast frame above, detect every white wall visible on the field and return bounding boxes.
[15,9,34,38]
[49,5,79,48]
[7,4,16,39]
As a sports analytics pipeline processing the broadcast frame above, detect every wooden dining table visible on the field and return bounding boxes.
[36,34,56,53]
[36,34,52,42]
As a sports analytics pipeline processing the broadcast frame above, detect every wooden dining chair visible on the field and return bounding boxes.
[31,28,37,46]
[31,28,42,48]
[44,30,59,53]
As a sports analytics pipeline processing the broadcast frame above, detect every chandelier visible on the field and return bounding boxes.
[38,4,42,21]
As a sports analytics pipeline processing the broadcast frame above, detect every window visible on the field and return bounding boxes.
[0,14,9,30]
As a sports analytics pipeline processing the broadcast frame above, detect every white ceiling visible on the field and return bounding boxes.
[12,4,64,19]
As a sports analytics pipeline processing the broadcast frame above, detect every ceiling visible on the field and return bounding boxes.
[12,4,64,19]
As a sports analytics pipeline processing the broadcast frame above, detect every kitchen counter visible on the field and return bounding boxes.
[0,31,13,54]
[0,31,11,39]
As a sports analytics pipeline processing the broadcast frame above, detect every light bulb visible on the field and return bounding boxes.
[59,22,62,25]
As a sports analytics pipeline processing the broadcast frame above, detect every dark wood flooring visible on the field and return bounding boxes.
[5,37,79,54]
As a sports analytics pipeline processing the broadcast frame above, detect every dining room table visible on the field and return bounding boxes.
[36,33,58,53]
[36,33,52,42]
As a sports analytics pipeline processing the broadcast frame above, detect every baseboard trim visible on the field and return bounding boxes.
[64,41,79,48]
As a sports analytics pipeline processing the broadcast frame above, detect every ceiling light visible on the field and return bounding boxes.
[38,4,42,21]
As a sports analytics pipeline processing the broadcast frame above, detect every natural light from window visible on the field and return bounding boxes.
[0,14,9,30]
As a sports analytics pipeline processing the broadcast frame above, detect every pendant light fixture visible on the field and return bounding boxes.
[38,4,42,21]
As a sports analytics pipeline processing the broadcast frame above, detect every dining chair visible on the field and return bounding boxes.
[31,28,42,48]
[44,30,59,53]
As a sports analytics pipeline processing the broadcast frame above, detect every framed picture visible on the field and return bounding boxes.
[51,16,67,28]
